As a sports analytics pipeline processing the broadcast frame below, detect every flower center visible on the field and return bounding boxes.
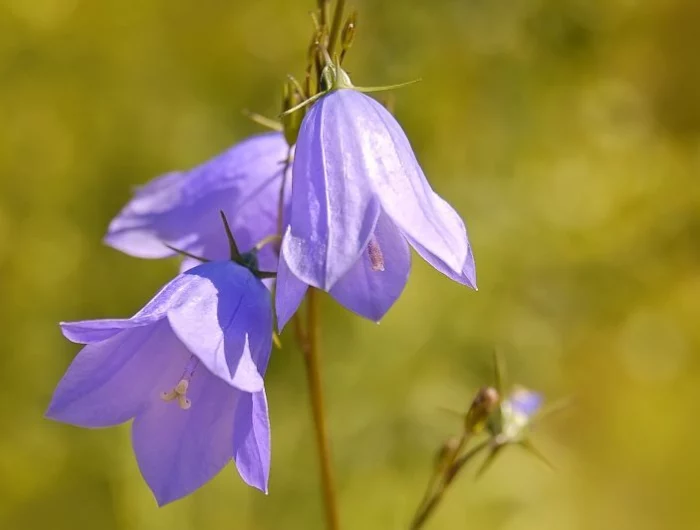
[160,355,199,410]
[367,236,385,271]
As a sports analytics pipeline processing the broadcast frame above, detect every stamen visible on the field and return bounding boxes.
[160,356,199,410]
[367,236,385,271]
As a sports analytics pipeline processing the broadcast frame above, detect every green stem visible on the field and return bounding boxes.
[319,0,330,30]
[300,288,340,530]
[409,439,490,530]
[327,0,346,56]
[410,432,467,527]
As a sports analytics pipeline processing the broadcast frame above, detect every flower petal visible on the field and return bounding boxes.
[233,390,271,493]
[105,132,289,271]
[275,228,309,331]
[329,212,410,322]
[131,368,239,506]
[407,222,477,289]
[286,92,383,290]
[345,91,470,276]
[167,261,271,392]
[509,388,543,418]
[60,272,194,344]
[46,320,185,428]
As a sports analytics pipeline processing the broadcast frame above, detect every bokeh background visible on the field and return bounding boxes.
[2,0,699,528]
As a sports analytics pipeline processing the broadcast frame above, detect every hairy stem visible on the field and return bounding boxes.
[300,288,340,530]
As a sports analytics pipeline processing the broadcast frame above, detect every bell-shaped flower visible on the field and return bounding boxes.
[276,72,476,328]
[46,260,273,505]
[105,132,290,271]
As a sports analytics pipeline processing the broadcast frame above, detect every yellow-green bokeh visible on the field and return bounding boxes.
[1,0,699,529]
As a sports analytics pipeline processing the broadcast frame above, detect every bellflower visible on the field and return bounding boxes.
[276,70,476,328]
[105,132,290,271]
[46,260,273,505]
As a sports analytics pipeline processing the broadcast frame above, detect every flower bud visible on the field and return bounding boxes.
[282,79,305,146]
[433,436,460,474]
[464,386,500,433]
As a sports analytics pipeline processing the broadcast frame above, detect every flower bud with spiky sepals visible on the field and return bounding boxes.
[283,78,306,147]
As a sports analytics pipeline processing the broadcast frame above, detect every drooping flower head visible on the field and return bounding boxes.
[47,257,273,505]
[276,64,476,327]
[105,132,290,271]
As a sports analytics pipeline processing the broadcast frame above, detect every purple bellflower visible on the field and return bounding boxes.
[276,66,476,328]
[47,260,273,505]
[105,132,290,271]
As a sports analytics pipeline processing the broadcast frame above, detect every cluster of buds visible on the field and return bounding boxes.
[410,353,563,530]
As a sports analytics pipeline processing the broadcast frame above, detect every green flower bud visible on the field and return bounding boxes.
[464,386,500,434]
[282,79,305,146]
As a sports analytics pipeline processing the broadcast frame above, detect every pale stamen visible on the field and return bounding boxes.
[367,236,385,271]
[161,356,199,410]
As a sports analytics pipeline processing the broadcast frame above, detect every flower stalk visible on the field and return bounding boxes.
[409,439,490,530]
[327,0,346,56]
[299,288,340,530]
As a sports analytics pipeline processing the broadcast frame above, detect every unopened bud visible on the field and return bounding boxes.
[434,436,460,473]
[282,79,305,146]
[464,386,500,433]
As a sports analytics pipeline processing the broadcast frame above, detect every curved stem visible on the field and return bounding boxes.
[300,288,340,530]
[254,234,282,252]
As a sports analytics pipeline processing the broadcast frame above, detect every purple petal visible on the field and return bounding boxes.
[233,390,271,493]
[60,273,194,344]
[47,321,185,428]
[275,232,308,331]
[105,132,289,272]
[131,368,239,506]
[408,224,477,289]
[60,319,139,345]
[508,388,543,418]
[286,92,383,290]
[329,212,410,322]
[340,90,471,278]
[167,261,272,392]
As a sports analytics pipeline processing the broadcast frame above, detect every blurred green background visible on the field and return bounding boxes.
[2,0,699,528]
